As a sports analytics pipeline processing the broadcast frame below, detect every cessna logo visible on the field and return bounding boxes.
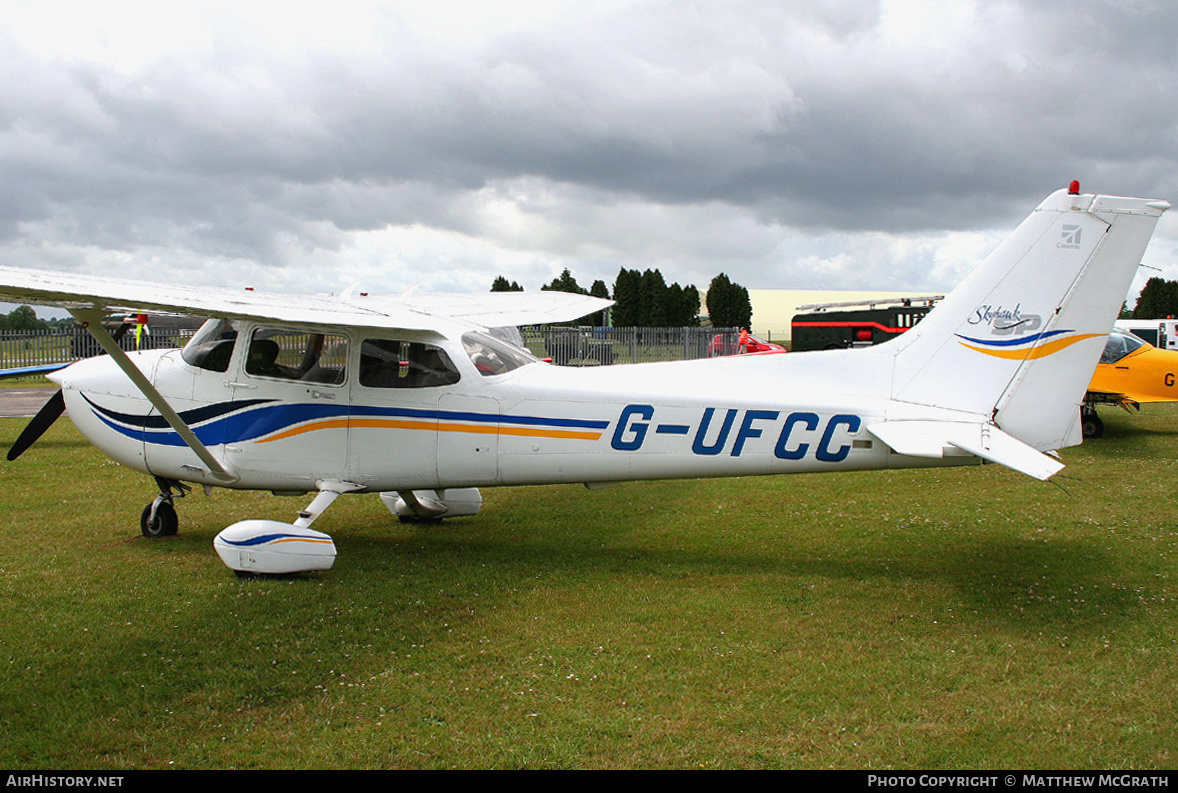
[1058,224,1082,249]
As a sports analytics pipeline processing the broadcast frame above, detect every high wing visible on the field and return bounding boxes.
[1087,381,1173,406]
[0,264,611,487]
[392,290,612,328]
[0,265,613,331]
[1085,387,1140,406]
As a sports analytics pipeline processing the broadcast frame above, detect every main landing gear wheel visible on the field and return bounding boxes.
[397,515,444,525]
[140,500,179,538]
[1080,407,1104,439]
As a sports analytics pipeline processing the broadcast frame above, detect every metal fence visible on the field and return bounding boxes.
[523,326,741,366]
[0,325,741,373]
[0,327,191,372]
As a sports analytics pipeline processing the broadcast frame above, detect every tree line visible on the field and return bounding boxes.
[0,305,69,332]
[492,267,752,328]
[1129,277,1178,319]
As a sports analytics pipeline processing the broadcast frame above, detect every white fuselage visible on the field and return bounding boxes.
[51,327,980,496]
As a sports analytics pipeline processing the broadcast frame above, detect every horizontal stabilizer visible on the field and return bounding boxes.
[868,421,1065,481]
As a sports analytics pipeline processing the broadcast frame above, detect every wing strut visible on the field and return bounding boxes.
[70,308,238,483]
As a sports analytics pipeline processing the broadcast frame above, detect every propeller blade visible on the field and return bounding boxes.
[7,389,66,461]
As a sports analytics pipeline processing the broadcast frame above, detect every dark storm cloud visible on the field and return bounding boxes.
[0,0,1174,294]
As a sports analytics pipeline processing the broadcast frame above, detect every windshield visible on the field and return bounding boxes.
[1100,330,1148,364]
[462,330,538,376]
[181,318,237,372]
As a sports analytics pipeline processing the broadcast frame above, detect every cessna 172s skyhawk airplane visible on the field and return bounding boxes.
[0,184,1168,575]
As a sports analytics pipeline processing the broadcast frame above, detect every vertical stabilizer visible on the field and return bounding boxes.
[883,186,1168,451]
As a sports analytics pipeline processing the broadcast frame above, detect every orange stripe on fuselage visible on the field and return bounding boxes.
[257,417,603,444]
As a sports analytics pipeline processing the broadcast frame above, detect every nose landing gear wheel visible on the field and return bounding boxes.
[140,477,189,538]
[140,500,179,537]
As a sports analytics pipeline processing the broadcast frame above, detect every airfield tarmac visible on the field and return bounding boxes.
[0,388,56,417]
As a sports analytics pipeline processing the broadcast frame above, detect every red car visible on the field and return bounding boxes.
[709,331,786,356]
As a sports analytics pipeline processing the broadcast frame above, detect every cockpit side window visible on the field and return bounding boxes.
[245,328,348,385]
[1100,331,1146,364]
[462,330,538,376]
[360,339,460,388]
[181,318,238,372]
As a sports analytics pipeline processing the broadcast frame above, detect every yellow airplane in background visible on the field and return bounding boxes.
[1082,329,1178,437]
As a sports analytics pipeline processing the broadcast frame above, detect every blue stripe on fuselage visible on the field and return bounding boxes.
[82,396,609,447]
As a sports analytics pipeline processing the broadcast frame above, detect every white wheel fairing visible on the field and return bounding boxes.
[214,521,336,575]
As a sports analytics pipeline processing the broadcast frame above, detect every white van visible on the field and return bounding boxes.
[1114,319,1178,349]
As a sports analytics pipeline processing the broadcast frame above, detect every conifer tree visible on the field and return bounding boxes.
[1133,278,1178,318]
[611,268,643,326]
[705,273,752,328]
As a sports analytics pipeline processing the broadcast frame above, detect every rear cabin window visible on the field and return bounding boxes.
[359,339,460,388]
[181,318,238,372]
[245,328,348,385]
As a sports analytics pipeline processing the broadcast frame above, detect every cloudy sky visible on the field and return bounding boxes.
[2,0,1176,311]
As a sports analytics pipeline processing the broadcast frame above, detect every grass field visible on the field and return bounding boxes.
[0,405,1175,769]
